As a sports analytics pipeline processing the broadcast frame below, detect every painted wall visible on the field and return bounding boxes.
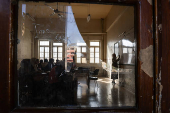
[105,6,135,93]
[17,3,34,69]
[76,18,102,33]
[75,18,105,76]
[33,18,66,59]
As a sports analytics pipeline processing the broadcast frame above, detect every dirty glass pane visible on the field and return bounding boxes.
[82,58,87,63]
[77,58,81,63]
[40,41,49,46]
[123,48,128,53]
[77,53,81,57]
[95,53,99,57]
[53,43,63,46]
[40,47,44,52]
[95,47,99,52]
[90,47,94,52]
[53,47,57,52]
[58,53,62,57]
[90,42,99,46]
[82,47,86,52]
[90,58,94,63]
[128,48,133,53]
[17,1,136,109]
[90,53,94,57]
[40,53,44,57]
[45,53,49,57]
[58,47,62,52]
[53,53,57,57]
[95,58,99,63]
[45,47,49,52]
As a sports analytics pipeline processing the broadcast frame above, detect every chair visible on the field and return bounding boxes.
[89,69,99,88]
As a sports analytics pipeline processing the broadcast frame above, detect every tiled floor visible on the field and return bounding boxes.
[76,77,136,108]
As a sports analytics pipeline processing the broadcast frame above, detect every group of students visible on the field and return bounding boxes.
[30,58,65,72]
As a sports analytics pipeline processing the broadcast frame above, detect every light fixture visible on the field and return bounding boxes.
[87,14,91,22]
[87,4,91,22]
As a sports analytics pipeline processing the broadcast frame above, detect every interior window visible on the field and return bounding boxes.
[39,41,49,60]
[76,43,87,63]
[53,43,63,62]
[90,41,100,63]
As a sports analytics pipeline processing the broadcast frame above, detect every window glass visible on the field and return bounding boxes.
[53,43,63,46]
[40,47,44,52]
[40,41,49,46]
[45,47,49,52]
[128,48,133,53]
[53,53,57,57]
[90,58,94,63]
[82,58,87,63]
[123,48,128,53]
[90,47,94,52]
[95,53,99,57]
[82,47,86,52]
[90,42,99,46]
[58,53,62,57]
[77,47,81,52]
[53,47,57,52]
[95,47,99,52]
[77,53,81,57]
[58,47,62,52]
[90,53,94,57]
[40,53,44,57]
[77,58,81,63]
[17,1,136,109]
[95,58,99,63]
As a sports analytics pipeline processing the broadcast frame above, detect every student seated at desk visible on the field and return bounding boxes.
[41,59,48,71]
[47,58,55,71]
[38,60,43,70]
[49,61,63,84]
[30,58,39,72]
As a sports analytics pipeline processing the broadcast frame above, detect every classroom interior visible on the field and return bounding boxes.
[17,1,136,108]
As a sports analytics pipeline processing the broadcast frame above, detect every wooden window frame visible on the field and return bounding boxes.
[1,0,156,112]
[39,40,50,60]
[89,41,100,64]
[76,46,87,63]
[52,42,63,62]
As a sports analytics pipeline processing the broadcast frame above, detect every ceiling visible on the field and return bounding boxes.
[23,2,113,19]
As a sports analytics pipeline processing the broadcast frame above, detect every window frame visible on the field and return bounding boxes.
[5,0,156,112]
[89,40,100,64]
[76,45,87,63]
[39,40,50,60]
[52,42,63,62]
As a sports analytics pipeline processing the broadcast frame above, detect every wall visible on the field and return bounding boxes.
[34,18,66,59]
[75,18,105,76]
[76,18,102,33]
[17,3,34,69]
[105,6,135,93]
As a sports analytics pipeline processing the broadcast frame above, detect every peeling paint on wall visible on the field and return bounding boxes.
[157,58,163,113]
[147,0,152,5]
[139,45,153,77]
